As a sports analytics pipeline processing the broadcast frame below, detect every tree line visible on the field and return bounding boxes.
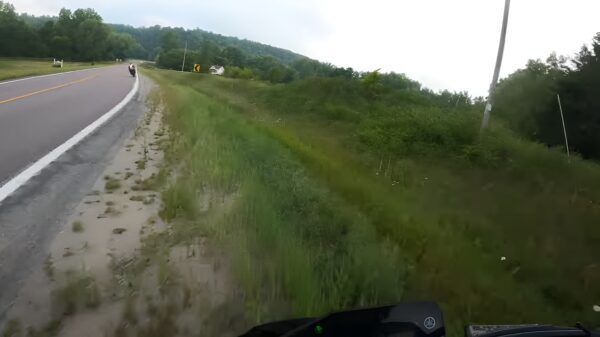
[494,33,600,159]
[0,1,141,61]
[109,24,303,65]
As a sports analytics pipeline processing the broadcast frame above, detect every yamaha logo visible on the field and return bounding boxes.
[424,317,436,330]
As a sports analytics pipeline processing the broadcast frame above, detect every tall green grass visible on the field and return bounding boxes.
[154,81,405,325]
[147,70,600,334]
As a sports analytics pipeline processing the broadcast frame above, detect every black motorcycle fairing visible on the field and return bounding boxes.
[239,302,445,337]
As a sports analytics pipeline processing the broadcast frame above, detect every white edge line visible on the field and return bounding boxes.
[0,65,111,86]
[0,74,140,205]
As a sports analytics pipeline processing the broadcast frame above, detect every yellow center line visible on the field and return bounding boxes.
[0,75,98,105]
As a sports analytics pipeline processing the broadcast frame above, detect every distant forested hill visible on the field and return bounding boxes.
[110,24,303,64]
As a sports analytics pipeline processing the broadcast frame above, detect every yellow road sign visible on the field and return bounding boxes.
[193,64,201,73]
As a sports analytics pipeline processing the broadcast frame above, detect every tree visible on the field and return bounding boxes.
[73,18,109,61]
[268,64,296,83]
[0,1,40,56]
[547,34,600,158]
[361,70,384,98]
[161,30,181,51]
[106,32,140,59]
[220,46,246,67]
[380,72,421,91]
[199,39,220,66]
[494,59,563,138]
[49,35,71,58]
[248,56,279,80]
[493,32,600,159]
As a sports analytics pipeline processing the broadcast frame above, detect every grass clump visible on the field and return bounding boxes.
[23,319,62,337]
[105,177,121,192]
[123,296,138,325]
[52,270,100,316]
[131,174,160,191]
[1,319,21,337]
[71,221,84,233]
[43,255,54,281]
[104,206,118,216]
[129,195,145,202]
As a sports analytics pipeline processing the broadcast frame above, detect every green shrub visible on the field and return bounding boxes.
[225,66,254,79]
[357,106,479,157]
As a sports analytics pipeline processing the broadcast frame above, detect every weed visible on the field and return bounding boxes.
[104,206,118,216]
[2,319,21,337]
[129,195,145,202]
[52,271,100,315]
[113,228,127,235]
[106,201,115,206]
[62,248,74,258]
[142,197,155,205]
[131,174,159,191]
[112,323,128,337]
[71,221,84,233]
[136,302,178,337]
[25,319,62,337]
[44,255,54,281]
[42,320,62,337]
[123,296,138,325]
[105,178,122,192]
[182,285,192,308]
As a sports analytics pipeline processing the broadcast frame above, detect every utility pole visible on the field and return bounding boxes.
[181,40,188,72]
[557,94,570,160]
[481,0,511,130]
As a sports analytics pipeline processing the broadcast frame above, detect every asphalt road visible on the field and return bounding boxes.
[0,66,136,186]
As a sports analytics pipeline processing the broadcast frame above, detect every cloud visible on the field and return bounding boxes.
[11,0,600,96]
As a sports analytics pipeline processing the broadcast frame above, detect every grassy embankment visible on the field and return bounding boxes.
[0,58,113,81]
[145,68,600,334]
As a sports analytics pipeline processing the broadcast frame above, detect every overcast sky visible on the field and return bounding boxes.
[11,0,600,96]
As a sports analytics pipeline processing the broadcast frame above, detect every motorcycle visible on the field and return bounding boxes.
[128,65,136,77]
[239,302,598,337]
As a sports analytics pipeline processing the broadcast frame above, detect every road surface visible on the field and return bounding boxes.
[0,66,135,187]
[0,66,148,323]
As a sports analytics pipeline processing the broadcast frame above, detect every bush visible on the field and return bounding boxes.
[267,64,296,83]
[224,66,254,79]
[357,106,479,157]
